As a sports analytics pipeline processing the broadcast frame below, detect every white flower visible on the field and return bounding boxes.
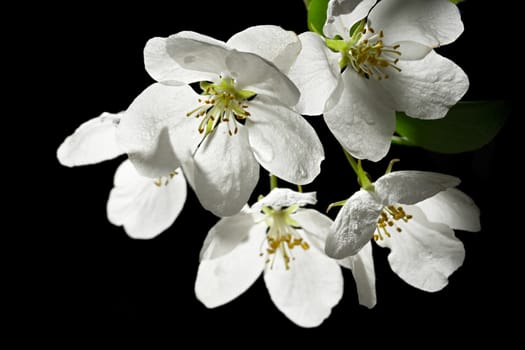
[326,171,480,307]
[57,112,186,239]
[195,188,343,328]
[118,27,324,217]
[288,0,469,161]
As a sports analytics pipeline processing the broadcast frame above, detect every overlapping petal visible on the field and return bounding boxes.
[144,31,227,84]
[251,188,317,212]
[227,25,301,73]
[192,123,259,217]
[324,70,395,161]
[382,51,469,119]
[369,0,463,48]
[199,208,262,260]
[107,160,186,239]
[196,221,266,308]
[416,188,480,232]
[375,205,465,292]
[117,83,198,178]
[324,0,377,39]
[264,242,343,328]
[374,171,460,206]
[287,32,340,115]
[338,242,377,308]
[292,208,333,243]
[247,96,324,185]
[225,51,299,106]
[325,189,383,259]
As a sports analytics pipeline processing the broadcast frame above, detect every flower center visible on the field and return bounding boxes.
[153,170,178,187]
[259,205,310,270]
[327,21,402,80]
[374,205,413,241]
[186,77,255,136]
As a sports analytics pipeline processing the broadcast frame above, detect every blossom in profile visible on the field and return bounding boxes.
[326,170,480,306]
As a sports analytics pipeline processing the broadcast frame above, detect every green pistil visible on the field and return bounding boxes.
[188,77,255,136]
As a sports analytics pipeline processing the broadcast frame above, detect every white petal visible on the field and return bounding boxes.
[144,31,227,85]
[156,35,300,107]
[369,0,463,48]
[107,160,186,239]
[264,245,343,328]
[195,222,266,308]
[57,112,123,167]
[251,188,317,212]
[117,83,198,178]
[144,32,226,84]
[292,208,333,244]
[324,70,395,162]
[177,144,197,191]
[374,170,460,206]
[324,0,377,39]
[247,96,324,185]
[338,242,376,308]
[393,41,432,61]
[145,41,211,85]
[169,113,206,165]
[384,51,469,119]
[325,189,383,259]
[192,123,260,217]
[162,35,231,82]
[375,205,465,292]
[287,32,340,115]
[199,209,262,260]
[225,50,300,107]
[227,25,301,73]
[416,188,480,232]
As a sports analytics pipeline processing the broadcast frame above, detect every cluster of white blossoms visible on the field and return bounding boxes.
[57,0,481,327]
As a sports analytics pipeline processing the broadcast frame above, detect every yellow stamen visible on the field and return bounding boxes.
[374,204,413,239]
[346,24,402,80]
[186,76,254,137]
[259,206,310,270]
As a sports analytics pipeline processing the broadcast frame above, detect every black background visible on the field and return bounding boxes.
[36,0,517,345]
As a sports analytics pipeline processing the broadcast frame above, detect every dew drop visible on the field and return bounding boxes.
[184,55,196,64]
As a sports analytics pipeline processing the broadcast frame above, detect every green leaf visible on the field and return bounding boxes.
[450,0,464,4]
[307,0,329,35]
[395,101,508,153]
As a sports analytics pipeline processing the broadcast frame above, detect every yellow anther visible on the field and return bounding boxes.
[153,171,178,187]
[259,206,310,271]
[186,77,254,137]
[345,24,402,80]
[375,204,412,240]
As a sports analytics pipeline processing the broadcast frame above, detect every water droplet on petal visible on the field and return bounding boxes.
[184,55,196,64]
